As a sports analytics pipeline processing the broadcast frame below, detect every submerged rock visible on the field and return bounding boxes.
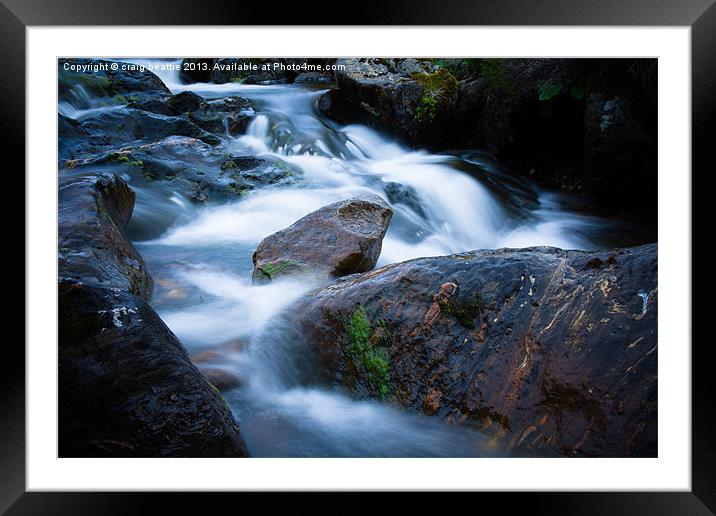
[252,194,393,283]
[58,173,248,457]
[287,244,657,457]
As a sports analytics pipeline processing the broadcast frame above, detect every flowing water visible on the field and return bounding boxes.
[62,60,648,457]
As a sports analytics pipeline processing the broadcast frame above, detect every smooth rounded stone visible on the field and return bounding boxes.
[284,244,658,458]
[198,366,243,391]
[252,194,394,283]
[58,173,249,457]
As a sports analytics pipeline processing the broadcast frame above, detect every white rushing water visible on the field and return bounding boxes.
[68,60,640,456]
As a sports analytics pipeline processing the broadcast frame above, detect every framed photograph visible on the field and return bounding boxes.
[10,0,712,511]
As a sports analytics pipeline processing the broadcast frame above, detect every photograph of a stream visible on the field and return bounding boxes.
[58,57,657,458]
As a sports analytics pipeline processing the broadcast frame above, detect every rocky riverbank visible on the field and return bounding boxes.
[319,58,657,229]
[58,57,657,457]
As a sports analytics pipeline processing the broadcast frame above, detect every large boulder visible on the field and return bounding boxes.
[59,107,221,161]
[252,195,393,283]
[319,58,456,146]
[59,58,171,109]
[58,173,249,457]
[286,244,657,457]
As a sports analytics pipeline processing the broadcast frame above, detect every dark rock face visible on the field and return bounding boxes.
[288,244,657,457]
[58,174,248,457]
[320,58,453,145]
[315,59,459,148]
[179,58,216,84]
[252,195,393,283]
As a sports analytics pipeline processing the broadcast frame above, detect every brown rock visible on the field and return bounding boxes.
[252,194,393,283]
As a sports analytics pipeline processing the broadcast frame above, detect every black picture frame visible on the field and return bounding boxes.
[7,0,713,512]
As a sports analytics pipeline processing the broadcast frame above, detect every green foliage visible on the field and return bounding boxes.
[539,81,563,101]
[412,68,458,124]
[415,95,439,123]
[113,94,129,105]
[569,84,585,100]
[347,305,391,399]
[108,153,131,163]
[434,59,511,94]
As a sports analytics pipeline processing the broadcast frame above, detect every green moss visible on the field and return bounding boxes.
[113,94,129,105]
[208,382,231,413]
[72,73,112,92]
[538,81,563,101]
[225,183,249,197]
[260,259,300,279]
[108,153,130,163]
[435,59,511,94]
[221,158,237,170]
[346,305,391,399]
[439,292,484,329]
[412,68,458,124]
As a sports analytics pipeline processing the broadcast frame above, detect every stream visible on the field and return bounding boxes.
[66,59,647,457]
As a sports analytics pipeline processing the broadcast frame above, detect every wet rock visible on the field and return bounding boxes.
[287,244,657,457]
[59,107,221,161]
[59,174,152,297]
[198,366,243,391]
[129,92,255,136]
[59,173,248,457]
[383,181,426,218]
[62,137,295,206]
[252,194,393,283]
[59,58,171,109]
[319,58,457,146]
